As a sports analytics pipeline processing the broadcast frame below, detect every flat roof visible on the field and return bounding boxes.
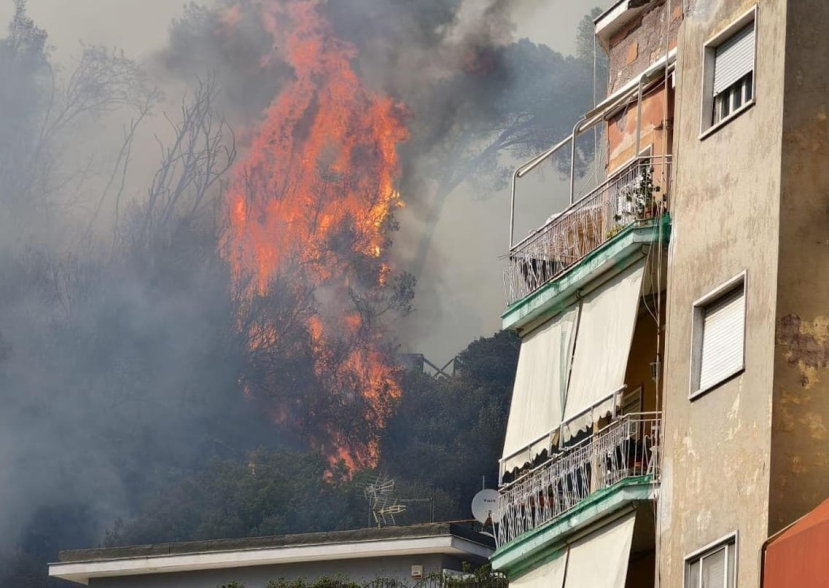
[50,523,496,584]
[58,522,493,564]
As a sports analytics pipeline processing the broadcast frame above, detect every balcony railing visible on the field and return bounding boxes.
[504,156,672,306]
[495,412,661,548]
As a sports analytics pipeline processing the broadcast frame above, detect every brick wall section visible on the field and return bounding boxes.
[607,0,682,93]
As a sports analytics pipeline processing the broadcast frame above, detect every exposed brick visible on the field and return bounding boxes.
[626,41,640,65]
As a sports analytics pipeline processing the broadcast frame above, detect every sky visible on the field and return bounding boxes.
[2,0,591,57]
[0,0,615,363]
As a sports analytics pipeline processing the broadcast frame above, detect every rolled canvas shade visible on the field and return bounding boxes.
[562,261,645,440]
[501,306,579,473]
[563,511,636,588]
[511,549,567,588]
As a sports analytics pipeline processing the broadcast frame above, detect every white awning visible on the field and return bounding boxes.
[501,306,579,473]
[512,549,568,588]
[563,511,636,588]
[562,261,645,441]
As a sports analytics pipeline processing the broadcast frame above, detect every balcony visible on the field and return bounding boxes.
[494,412,661,549]
[504,156,672,307]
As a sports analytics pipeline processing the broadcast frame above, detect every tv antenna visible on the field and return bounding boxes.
[364,475,406,527]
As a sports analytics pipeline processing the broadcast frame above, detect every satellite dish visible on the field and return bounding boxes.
[471,489,500,525]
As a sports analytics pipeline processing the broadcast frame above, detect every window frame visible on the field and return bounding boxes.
[684,532,739,588]
[689,271,747,400]
[699,6,758,139]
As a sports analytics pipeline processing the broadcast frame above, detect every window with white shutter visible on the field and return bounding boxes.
[701,9,757,134]
[685,535,737,588]
[690,274,746,398]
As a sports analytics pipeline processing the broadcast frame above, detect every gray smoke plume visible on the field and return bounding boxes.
[0,1,602,585]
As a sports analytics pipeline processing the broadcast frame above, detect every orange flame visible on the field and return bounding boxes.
[222,0,408,472]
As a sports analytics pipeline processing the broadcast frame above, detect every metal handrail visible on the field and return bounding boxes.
[494,412,662,548]
[504,155,671,306]
[499,385,627,481]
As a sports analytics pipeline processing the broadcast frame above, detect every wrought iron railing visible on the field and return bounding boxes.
[495,412,661,548]
[504,156,671,305]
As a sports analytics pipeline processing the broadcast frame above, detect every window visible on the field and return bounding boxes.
[685,534,737,588]
[690,273,746,398]
[622,386,643,415]
[701,10,756,134]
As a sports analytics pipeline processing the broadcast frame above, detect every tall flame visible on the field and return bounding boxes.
[222,0,409,471]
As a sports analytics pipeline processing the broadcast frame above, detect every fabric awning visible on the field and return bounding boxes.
[764,497,829,588]
[563,511,636,588]
[562,261,645,441]
[511,549,568,588]
[501,306,579,473]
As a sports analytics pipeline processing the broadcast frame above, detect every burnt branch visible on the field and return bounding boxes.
[141,76,236,245]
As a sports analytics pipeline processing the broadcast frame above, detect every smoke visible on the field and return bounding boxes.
[0,0,602,583]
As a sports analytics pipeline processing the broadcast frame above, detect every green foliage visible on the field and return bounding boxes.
[106,450,368,545]
[266,577,361,588]
[378,331,519,520]
[215,569,507,588]
[105,329,519,545]
[614,166,661,224]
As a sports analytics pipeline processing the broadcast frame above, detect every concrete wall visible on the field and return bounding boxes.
[88,555,465,588]
[770,0,829,534]
[658,1,785,587]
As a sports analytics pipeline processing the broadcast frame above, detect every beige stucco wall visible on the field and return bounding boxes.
[769,0,829,534]
[658,1,785,587]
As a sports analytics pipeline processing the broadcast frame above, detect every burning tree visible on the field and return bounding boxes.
[221,0,413,471]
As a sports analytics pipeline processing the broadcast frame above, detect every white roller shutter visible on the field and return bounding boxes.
[702,548,727,588]
[698,286,745,391]
[713,24,755,95]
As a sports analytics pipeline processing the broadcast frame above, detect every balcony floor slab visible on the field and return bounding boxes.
[491,476,657,577]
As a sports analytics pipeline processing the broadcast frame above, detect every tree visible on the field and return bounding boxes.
[377,331,519,516]
[404,33,600,279]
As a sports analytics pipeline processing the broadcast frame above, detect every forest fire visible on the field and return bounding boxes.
[222,0,409,471]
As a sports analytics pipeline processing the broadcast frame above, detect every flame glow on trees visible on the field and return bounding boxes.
[222,0,410,472]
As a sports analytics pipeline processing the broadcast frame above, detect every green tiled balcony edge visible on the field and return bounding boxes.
[490,476,657,577]
[501,215,671,333]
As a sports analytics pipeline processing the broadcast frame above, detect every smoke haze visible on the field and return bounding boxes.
[0,0,616,585]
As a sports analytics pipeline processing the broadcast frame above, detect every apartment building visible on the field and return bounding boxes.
[493,0,829,586]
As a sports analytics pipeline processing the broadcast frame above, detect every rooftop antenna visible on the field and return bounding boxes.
[364,475,406,528]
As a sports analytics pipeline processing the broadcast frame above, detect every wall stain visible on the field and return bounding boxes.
[800,412,828,440]
[778,314,829,388]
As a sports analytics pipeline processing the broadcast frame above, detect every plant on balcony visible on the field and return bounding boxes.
[614,165,660,224]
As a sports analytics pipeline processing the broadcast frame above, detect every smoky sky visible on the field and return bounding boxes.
[0,2,610,582]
